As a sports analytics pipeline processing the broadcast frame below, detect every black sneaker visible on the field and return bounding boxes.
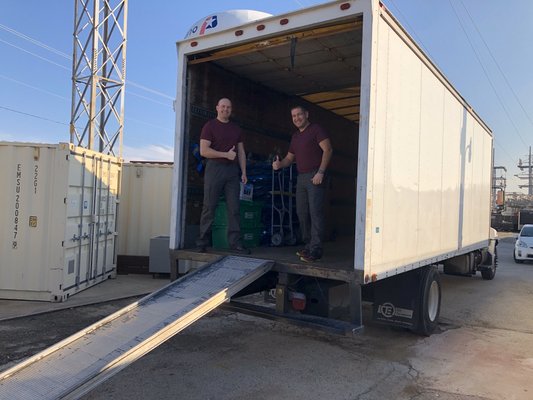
[230,245,251,255]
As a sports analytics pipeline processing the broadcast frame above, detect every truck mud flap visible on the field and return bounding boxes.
[370,266,441,333]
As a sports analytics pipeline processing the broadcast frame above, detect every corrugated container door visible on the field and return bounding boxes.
[0,143,65,300]
[65,147,119,292]
[91,157,119,279]
[65,150,93,290]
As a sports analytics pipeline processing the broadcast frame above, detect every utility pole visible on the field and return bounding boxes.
[516,146,533,195]
[70,0,128,157]
[492,165,506,211]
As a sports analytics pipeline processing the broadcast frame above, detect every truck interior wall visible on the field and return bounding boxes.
[184,62,358,243]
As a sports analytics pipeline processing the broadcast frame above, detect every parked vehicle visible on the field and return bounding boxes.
[169,0,497,335]
[514,224,533,263]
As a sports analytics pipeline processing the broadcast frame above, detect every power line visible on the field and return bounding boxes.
[0,31,173,133]
[387,0,433,58]
[1,65,169,109]
[0,50,171,133]
[128,91,172,107]
[0,34,173,106]
[458,0,533,129]
[446,0,529,148]
[0,74,69,100]
[493,139,517,165]
[0,105,69,126]
[0,38,70,70]
[0,22,71,59]
[385,0,523,180]
[128,81,174,100]
[0,23,174,100]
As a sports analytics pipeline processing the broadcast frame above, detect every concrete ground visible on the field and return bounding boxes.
[1,234,533,399]
[0,274,167,322]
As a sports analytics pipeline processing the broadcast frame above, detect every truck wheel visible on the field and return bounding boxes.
[481,248,497,280]
[415,266,441,336]
[271,233,283,246]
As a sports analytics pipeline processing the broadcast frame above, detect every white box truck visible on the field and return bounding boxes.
[169,0,497,335]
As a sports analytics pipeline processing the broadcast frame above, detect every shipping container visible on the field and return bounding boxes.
[169,0,498,334]
[117,162,173,256]
[0,142,120,301]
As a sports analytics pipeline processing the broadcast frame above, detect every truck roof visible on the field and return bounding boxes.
[175,0,490,133]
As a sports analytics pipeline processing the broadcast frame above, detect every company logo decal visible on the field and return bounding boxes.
[186,15,219,38]
[199,15,218,35]
[377,302,413,319]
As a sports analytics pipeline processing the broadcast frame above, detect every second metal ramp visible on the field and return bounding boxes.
[0,256,272,399]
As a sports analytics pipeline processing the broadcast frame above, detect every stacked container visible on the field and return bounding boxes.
[0,142,120,301]
[117,162,173,257]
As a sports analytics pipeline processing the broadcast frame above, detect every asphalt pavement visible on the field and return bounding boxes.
[2,234,533,400]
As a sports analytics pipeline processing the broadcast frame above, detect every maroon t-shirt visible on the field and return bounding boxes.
[200,119,243,163]
[288,123,329,173]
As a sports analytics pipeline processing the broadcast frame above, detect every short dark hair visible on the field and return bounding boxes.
[290,104,308,113]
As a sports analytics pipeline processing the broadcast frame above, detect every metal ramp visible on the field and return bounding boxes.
[0,256,272,399]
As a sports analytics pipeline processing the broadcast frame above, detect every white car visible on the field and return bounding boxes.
[514,224,533,263]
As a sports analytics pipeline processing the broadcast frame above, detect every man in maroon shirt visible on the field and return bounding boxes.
[272,105,333,262]
[196,98,250,254]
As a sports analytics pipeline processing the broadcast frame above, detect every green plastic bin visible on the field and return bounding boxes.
[212,226,262,249]
[213,201,263,228]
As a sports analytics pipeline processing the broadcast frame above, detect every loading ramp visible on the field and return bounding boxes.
[0,256,272,399]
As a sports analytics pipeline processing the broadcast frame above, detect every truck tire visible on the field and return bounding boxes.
[481,248,497,280]
[271,233,283,246]
[415,266,441,336]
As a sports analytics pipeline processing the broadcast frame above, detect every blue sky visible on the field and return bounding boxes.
[0,0,531,192]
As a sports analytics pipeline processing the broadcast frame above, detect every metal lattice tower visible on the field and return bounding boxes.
[517,146,533,195]
[70,0,128,157]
